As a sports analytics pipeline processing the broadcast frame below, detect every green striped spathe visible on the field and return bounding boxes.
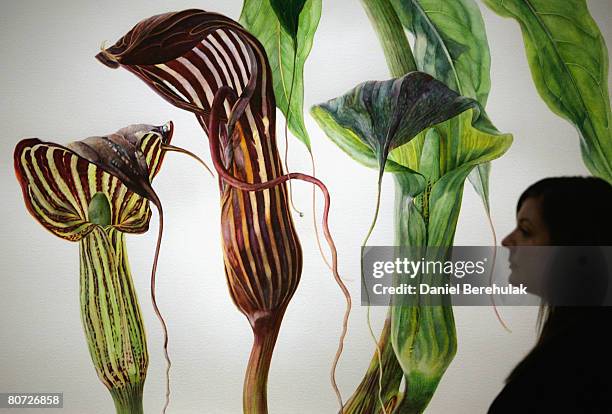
[79,225,147,414]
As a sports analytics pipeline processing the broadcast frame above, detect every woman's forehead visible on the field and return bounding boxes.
[517,197,544,224]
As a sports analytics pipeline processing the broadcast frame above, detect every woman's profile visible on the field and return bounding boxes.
[488,176,612,413]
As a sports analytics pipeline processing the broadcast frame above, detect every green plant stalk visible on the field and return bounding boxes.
[344,1,458,413]
[342,315,403,413]
[390,177,458,414]
[367,1,460,411]
[361,0,417,77]
[110,383,145,414]
[79,226,148,414]
[341,1,418,412]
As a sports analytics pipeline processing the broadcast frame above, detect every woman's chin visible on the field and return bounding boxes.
[509,270,528,288]
[508,270,519,285]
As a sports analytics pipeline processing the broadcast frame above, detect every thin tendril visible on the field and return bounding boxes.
[362,173,388,414]
[149,201,171,414]
[162,144,215,177]
[486,209,511,332]
[310,153,334,272]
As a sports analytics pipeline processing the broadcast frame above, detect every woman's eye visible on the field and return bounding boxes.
[519,227,530,236]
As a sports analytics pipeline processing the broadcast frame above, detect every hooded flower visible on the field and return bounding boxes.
[96,10,313,413]
[14,122,172,414]
[97,8,303,337]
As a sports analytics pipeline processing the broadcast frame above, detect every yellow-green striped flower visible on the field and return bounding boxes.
[14,123,172,413]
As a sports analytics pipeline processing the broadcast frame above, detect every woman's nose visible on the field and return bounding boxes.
[501,231,514,247]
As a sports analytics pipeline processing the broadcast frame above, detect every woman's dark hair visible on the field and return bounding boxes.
[506,176,612,383]
[516,176,612,246]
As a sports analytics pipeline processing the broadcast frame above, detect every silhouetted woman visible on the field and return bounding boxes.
[488,176,612,413]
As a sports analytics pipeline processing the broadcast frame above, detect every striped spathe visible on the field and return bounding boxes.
[97,10,303,324]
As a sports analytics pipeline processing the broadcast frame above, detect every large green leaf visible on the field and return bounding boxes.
[312,71,477,175]
[483,0,612,182]
[391,0,491,106]
[310,106,420,175]
[390,0,499,212]
[240,0,321,150]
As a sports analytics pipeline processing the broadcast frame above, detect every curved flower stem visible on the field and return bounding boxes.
[244,311,285,414]
[362,174,388,413]
[148,195,172,414]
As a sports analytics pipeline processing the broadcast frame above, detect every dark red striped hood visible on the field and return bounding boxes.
[14,123,172,241]
[97,9,302,321]
[96,9,280,182]
[97,10,221,68]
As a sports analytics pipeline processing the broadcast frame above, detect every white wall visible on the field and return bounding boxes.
[0,1,609,413]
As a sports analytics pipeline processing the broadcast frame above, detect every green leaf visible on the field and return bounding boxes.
[311,104,427,195]
[270,0,307,44]
[240,0,321,150]
[390,0,499,212]
[391,0,492,106]
[483,0,612,182]
[312,71,477,175]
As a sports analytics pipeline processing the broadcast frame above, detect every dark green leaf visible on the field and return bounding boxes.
[270,0,307,44]
[313,71,477,174]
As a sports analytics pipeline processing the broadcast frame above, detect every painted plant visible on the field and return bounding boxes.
[483,0,612,183]
[240,0,320,152]
[310,0,513,412]
[313,70,512,413]
[96,9,351,413]
[13,123,172,413]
